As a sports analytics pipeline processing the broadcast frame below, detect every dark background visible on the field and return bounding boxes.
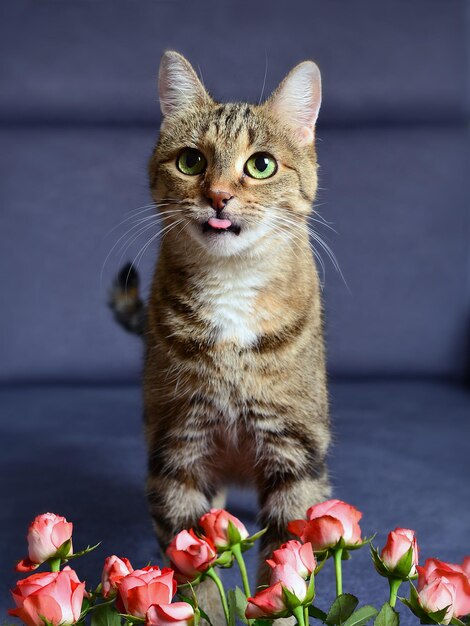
[1,1,469,622]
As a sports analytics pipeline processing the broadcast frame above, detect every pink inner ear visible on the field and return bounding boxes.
[297,126,315,145]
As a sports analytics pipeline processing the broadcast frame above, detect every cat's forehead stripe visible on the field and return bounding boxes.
[210,103,255,141]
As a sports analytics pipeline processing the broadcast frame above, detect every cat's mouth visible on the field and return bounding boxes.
[202,217,241,236]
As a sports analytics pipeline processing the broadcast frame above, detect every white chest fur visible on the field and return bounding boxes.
[199,263,267,346]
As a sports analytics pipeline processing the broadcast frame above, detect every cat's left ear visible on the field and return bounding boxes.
[265,61,321,145]
[158,50,212,117]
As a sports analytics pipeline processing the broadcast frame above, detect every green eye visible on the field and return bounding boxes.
[244,152,277,179]
[177,148,207,175]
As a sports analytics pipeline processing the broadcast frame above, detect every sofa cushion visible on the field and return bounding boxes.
[1,380,469,618]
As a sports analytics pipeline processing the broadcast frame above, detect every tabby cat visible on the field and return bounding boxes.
[111,50,331,613]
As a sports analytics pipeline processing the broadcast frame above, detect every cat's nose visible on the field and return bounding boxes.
[206,189,233,212]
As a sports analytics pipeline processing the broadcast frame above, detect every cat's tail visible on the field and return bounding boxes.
[109,263,146,336]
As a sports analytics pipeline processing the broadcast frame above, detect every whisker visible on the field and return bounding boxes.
[131,218,187,277]
[267,208,343,286]
[101,209,184,288]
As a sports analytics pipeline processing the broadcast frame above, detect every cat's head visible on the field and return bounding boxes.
[149,51,321,258]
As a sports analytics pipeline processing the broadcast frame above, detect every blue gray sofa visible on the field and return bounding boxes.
[1,1,469,621]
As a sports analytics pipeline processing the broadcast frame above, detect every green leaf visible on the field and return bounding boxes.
[374,603,399,626]
[428,607,451,624]
[325,594,359,625]
[178,595,196,609]
[309,606,328,621]
[227,590,237,626]
[399,596,428,623]
[314,552,330,575]
[197,607,213,626]
[305,573,316,604]
[282,586,302,609]
[234,587,249,623]
[370,546,389,578]
[67,542,102,561]
[242,528,268,548]
[450,618,467,626]
[80,597,91,616]
[215,550,233,568]
[252,621,274,626]
[393,547,414,579]
[118,615,145,624]
[55,539,73,559]
[91,604,122,626]
[227,521,242,545]
[248,528,268,541]
[343,606,378,626]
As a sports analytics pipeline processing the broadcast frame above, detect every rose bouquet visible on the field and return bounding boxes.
[8,503,470,626]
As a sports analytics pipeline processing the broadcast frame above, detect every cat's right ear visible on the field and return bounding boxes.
[265,61,321,145]
[158,51,211,117]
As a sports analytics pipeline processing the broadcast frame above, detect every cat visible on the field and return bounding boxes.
[110,50,331,615]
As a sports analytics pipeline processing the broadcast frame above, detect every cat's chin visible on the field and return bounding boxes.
[186,221,269,258]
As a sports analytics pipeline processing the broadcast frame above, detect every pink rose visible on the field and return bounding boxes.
[288,500,362,551]
[267,541,316,579]
[166,530,216,582]
[9,567,85,626]
[463,558,470,577]
[117,566,176,619]
[381,528,418,577]
[16,513,73,572]
[418,577,456,625]
[245,583,288,619]
[146,603,195,626]
[418,558,470,617]
[101,556,134,598]
[270,564,308,602]
[199,509,249,549]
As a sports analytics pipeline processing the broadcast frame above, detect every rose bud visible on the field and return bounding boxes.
[16,513,73,572]
[117,566,176,619]
[418,577,456,625]
[166,529,216,582]
[146,603,195,626]
[245,583,288,619]
[270,564,308,603]
[9,567,85,626]
[288,500,362,551]
[418,558,470,617]
[199,509,249,550]
[267,541,316,579]
[381,528,418,577]
[101,555,134,598]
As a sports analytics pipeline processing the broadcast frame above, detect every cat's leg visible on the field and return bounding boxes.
[254,423,331,585]
[212,488,227,510]
[145,423,226,625]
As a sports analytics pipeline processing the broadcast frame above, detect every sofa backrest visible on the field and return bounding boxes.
[1,0,469,382]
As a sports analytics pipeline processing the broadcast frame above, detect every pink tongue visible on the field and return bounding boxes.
[208,217,232,230]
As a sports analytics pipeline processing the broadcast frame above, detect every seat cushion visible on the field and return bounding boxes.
[1,380,469,620]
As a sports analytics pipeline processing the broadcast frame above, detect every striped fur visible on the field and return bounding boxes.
[141,52,331,590]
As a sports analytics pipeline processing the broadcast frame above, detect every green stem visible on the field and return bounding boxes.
[206,568,230,626]
[304,605,309,626]
[231,544,251,598]
[333,549,343,596]
[388,578,401,608]
[49,558,61,572]
[292,606,306,626]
